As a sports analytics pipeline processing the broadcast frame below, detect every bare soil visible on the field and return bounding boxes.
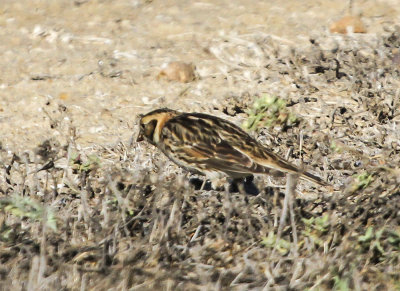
[0,0,400,290]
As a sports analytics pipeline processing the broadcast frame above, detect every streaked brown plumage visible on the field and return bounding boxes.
[137,108,328,186]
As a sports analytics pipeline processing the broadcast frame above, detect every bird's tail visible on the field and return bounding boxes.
[300,169,330,186]
[259,151,329,186]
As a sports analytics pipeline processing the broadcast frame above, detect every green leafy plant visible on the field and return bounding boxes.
[70,152,101,173]
[0,195,57,231]
[350,171,373,192]
[387,227,400,249]
[261,231,292,255]
[358,226,385,255]
[0,222,14,242]
[333,275,350,291]
[302,214,330,247]
[242,94,298,132]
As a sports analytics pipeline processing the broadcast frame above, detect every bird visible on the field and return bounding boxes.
[136,108,329,188]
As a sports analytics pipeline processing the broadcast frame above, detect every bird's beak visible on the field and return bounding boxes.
[136,132,144,142]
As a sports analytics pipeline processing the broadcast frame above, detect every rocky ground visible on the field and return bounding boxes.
[0,0,399,290]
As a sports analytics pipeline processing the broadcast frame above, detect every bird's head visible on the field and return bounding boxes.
[137,108,178,145]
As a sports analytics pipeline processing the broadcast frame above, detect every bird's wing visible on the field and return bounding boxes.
[187,141,269,175]
[160,114,274,176]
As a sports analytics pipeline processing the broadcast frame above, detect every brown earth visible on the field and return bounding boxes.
[0,0,400,290]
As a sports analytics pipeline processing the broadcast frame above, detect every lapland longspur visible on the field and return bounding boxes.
[137,108,329,187]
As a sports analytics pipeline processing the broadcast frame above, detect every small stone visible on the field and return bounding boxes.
[59,92,69,100]
[330,16,367,34]
[157,61,196,83]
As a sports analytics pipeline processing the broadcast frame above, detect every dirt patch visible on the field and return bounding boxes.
[0,0,400,290]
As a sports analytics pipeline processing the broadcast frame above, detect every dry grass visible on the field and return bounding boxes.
[1,0,400,290]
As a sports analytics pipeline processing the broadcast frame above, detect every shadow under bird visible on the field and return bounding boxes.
[137,108,329,188]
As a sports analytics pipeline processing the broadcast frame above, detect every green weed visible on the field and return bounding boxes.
[0,195,57,231]
[243,94,298,132]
